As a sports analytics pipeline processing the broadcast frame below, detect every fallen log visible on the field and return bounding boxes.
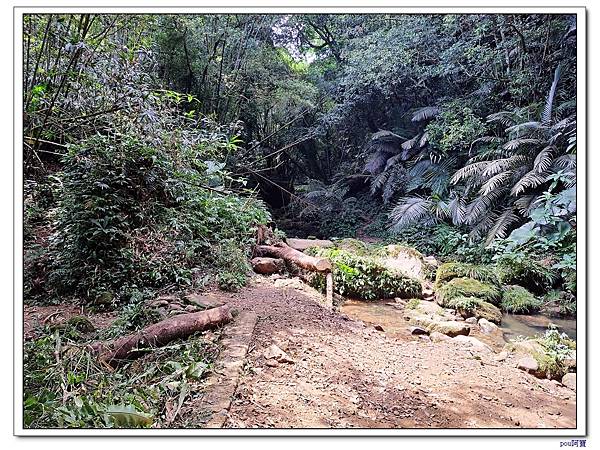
[254,243,332,273]
[286,238,334,251]
[93,305,233,366]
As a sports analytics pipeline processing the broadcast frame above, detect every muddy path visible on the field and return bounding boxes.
[206,276,576,429]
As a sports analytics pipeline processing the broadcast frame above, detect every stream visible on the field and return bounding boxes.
[340,299,577,343]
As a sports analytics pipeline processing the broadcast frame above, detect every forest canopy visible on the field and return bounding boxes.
[24,13,576,306]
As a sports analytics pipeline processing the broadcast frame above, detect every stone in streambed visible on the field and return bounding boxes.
[427,320,470,337]
[478,318,499,334]
[562,373,576,390]
[429,331,451,342]
[409,326,428,335]
[516,356,545,378]
[453,335,493,353]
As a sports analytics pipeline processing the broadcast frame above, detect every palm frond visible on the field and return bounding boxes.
[451,161,489,184]
[448,194,466,225]
[503,138,544,151]
[514,194,538,215]
[510,170,548,196]
[390,196,434,230]
[487,111,521,127]
[481,155,526,178]
[533,146,555,173]
[411,106,441,122]
[485,207,520,245]
[401,134,420,150]
[479,171,513,196]
[464,188,507,225]
[553,154,576,170]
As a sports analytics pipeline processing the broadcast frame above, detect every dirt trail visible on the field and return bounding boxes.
[213,276,575,429]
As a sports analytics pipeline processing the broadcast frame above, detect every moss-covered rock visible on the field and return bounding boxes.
[501,285,543,314]
[309,247,422,301]
[496,254,557,295]
[451,296,502,324]
[437,277,502,307]
[435,262,500,288]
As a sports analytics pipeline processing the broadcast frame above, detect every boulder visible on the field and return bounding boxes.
[478,318,499,334]
[379,245,426,279]
[453,335,493,353]
[561,373,576,390]
[251,257,286,275]
[472,301,502,324]
[407,314,435,329]
[564,350,576,371]
[184,293,225,309]
[427,320,470,337]
[430,331,451,342]
[465,317,478,324]
[507,339,545,356]
[409,326,429,335]
[516,356,545,378]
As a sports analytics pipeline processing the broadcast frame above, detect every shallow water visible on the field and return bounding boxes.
[340,298,577,343]
[340,299,412,336]
[501,313,577,341]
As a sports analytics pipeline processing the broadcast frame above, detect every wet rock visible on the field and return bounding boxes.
[430,331,451,342]
[478,318,499,334]
[465,317,478,324]
[427,321,470,337]
[562,373,576,390]
[453,335,493,353]
[409,326,428,335]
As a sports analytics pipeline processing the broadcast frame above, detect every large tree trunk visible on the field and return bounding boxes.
[93,305,233,366]
[254,243,332,272]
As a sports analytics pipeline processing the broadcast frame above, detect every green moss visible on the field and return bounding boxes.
[437,277,502,307]
[406,298,420,309]
[435,262,500,288]
[448,296,502,323]
[334,238,373,256]
[496,254,557,295]
[309,247,422,301]
[501,285,543,314]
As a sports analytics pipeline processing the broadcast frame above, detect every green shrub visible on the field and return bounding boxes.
[308,248,421,301]
[437,277,501,307]
[532,326,576,380]
[46,134,268,306]
[496,253,557,295]
[501,285,543,314]
[435,262,500,287]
